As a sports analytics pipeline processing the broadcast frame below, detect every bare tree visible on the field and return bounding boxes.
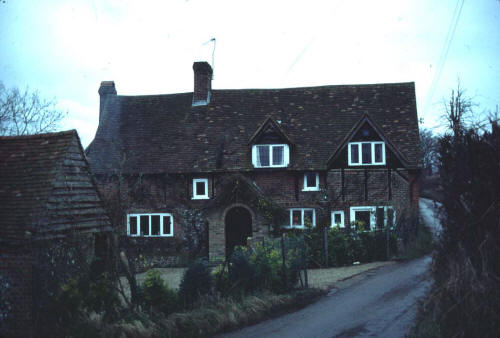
[442,82,473,137]
[419,128,438,176]
[0,82,66,136]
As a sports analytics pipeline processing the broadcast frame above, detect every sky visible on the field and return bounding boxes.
[1,0,499,147]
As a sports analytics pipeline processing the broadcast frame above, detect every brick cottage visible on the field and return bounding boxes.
[85,62,421,267]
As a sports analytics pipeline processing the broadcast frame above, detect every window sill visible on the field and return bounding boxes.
[302,188,320,192]
[348,163,386,166]
[253,165,288,169]
[127,234,174,238]
[192,196,209,200]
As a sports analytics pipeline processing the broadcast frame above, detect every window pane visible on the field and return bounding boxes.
[355,211,371,231]
[257,145,270,167]
[334,213,341,225]
[376,207,385,229]
[163,216,172,235]
[272,146,284,165]
[350,144,359,163]
[129,216,138,235]
[140,215,150,235]
[196,181,206,196]
[374,143,383,163]
[304,210,313,226]
[387,208,394,227]
[151,215,160,235]
[306,173,316,188]
[292,210,301,226]
[362,143,372,164]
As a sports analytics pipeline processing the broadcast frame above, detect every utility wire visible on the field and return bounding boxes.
[423,0,465,117]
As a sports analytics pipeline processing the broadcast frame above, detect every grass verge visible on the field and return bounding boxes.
[158,288,325,338]
[407,288,442,338]
[396,224,434,260]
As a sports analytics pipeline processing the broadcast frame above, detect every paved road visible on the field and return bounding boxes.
[219,256,432,338]
[420,198,442,239]
[219,201,441,338]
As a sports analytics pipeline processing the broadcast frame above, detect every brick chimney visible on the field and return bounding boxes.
[98,81,117,125]
[192,62,213,106]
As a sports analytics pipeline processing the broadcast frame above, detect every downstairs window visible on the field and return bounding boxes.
[127,213,173,237]
[286,208,316,228]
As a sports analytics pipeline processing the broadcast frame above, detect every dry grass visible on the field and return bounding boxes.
[307,261,394,290]
[160,289,324,338]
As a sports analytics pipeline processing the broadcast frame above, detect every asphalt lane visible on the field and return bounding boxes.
[218,256,432,338]
[218,200,441,338]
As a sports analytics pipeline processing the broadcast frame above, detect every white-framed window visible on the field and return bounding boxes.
[303,172,319,191]
[348,141,385,166]
[127,213,174,237]
[192,178,209,199]
[285,208,316,228]
[331,210,345,228]
[252,144,290,168]
[350,206,396,231]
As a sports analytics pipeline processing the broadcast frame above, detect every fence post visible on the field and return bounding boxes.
[386,225,390,260]
[302,234,308,288]
[281,233,288,290]
[323,226,329,267]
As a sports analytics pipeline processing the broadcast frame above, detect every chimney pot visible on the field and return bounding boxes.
[192,62,212,106]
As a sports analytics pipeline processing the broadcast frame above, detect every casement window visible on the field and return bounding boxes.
[252,144,290,168]
[350,206,395,231]
[331,210,345,228]
[348,142,385,166]
[127,213,173,237]
[192,178,209,199]
[303,172,319,191]
[287,208,316,228]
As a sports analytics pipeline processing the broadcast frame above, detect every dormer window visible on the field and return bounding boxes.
[348,142,385,166]
[252,144,289,168]
[192,178,209,199]
[303,172,319,191]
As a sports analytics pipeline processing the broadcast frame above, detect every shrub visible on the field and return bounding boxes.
[179,259,213,305]
[228,248,256,294]
[213,264,230,295]
[140,269,178,316]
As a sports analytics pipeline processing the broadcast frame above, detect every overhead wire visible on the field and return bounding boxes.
[422,0,465,118]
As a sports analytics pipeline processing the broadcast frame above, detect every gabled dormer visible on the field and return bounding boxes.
[248,117,293,168]
[327,113,409,169]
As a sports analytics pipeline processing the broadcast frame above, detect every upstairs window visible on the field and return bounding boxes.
[303,172,319,191]
[127,213,173,237]
[192,178,209,199]
[348,142,385,166]
[252,144,290,168]
[286,208,315,228]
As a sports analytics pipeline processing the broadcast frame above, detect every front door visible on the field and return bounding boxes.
[225,206,252,258]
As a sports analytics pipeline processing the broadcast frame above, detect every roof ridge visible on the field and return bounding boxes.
[114,82,415,99]
[0,129,77,140]
[213,82,414,92]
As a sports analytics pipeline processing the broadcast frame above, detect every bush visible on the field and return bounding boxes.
[179,259,213,305]
[140,269,178,316]
[228,248,256,294]
[213,264,230,295]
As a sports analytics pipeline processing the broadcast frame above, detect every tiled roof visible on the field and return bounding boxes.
[0,130,111,242]
[86,82,420,174]
[0,131,75,241]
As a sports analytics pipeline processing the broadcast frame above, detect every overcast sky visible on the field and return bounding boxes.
[1,0,499,147]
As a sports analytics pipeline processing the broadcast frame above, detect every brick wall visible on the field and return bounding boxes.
[95,167,416,263]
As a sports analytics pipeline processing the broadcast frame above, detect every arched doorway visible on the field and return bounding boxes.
[225,206,252,258]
